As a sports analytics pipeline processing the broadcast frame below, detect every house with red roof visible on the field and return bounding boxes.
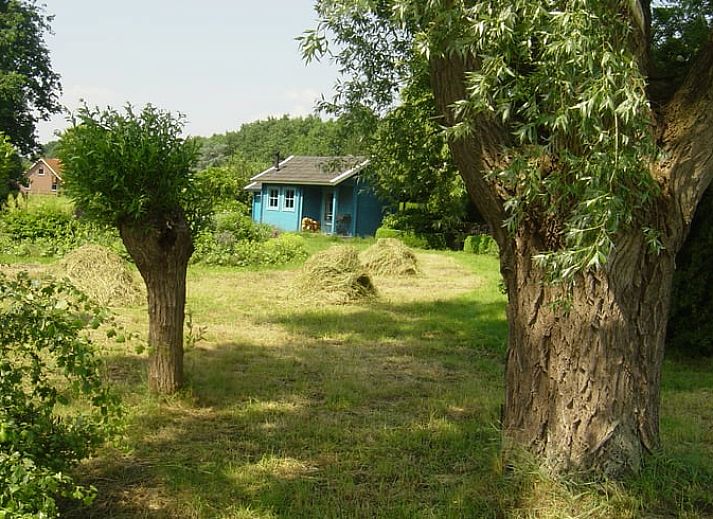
[21,158,63,195]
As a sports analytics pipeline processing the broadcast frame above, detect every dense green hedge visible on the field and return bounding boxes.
[374,227,449,249]
[0,196,119,257]
[463,234,499,256]
[192,232,307,268]
[667,186,713,357]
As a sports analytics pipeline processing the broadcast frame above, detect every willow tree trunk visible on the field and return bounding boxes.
[500,228,677,475]
[119,212,193,394]
[429,28,713,475]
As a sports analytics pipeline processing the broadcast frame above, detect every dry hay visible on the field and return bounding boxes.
[55,245,145,306]
[295,245,376,304]
[360,238,418,276]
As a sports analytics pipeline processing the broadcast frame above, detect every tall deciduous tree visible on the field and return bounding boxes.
[367,62,474,237]
[0,132,22,200]
[304,0,713,477]
[0,0,61,154]
[58,104,201,394]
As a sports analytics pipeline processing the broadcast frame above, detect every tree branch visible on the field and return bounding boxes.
[661,30,713,226]
[428,54,508,244]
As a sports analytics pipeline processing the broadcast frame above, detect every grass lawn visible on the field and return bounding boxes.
[7,236,711,518]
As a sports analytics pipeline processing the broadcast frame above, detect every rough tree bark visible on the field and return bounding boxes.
[119,211,193,394]
[429,21,713,476]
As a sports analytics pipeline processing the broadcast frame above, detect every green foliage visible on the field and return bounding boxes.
[0,272,122,517]
[192,232,307,268]
[194,115,365,171]
[57,104,203,230]
[0,0,62,154]
[380,207,466,249]
[300,2,412,116]
[41,139,59,158]
[0,133,22,201]
[212,211,272,242]
[668,185,713,357]
[307,1,663,283]
[652,0,713,79]
[194,154,256,211]
[463,234,499,256]
[0,194,119,258]
[368,66,475,239]
[450,1,659,281]
[374,226,447,250]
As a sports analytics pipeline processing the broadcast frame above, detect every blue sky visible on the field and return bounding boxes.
[37,1,338,143]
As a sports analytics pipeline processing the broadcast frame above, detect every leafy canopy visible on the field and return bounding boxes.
[194,114,366,171]
[0,132,22,201]
[0,0,61,154]
[653,0,713,78]
[368,66,471,235]
[58,104,202,228]
[305,0,660,281]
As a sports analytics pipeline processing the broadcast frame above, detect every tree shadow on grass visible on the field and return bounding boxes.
[63,291,713,517]
[64,295,512,517]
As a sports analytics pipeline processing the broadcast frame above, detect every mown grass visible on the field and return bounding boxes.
[9,235,711,518]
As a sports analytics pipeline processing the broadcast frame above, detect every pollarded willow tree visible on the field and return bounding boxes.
[303,0,713,476]
[58,105,203,395]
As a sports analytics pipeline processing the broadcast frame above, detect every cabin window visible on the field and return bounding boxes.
[37,167,45,176]
[283,188,296,211]
[51,180,58,192]
[267,188,279,210]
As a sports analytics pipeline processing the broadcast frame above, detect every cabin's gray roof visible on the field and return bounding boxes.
[244,156,369,191]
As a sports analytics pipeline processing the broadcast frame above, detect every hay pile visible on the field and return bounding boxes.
[55,245,145,306]
[360,238,418,276]
[295,245,376,304]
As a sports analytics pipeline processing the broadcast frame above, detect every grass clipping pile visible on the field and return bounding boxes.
[295,245,376,304]
[55,245,145,306]
[360,238,418,276]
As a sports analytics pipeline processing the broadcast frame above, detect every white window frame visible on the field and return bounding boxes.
[37,167,45,176]
[283,188,296,212]
[267,188,280,210]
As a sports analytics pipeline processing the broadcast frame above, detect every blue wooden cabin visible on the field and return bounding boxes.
[245,156,384,236]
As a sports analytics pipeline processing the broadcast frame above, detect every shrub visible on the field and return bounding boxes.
[212,210,272,242]
[463,234,499,256]
[380,208,467,249]
[375,227,429,249]
[192,232,307,268]
[374,226,451,250]
[0,195,120,258]
[0,272,122,517]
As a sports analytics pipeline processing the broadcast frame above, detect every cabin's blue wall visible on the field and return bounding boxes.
[259,184,301,232]
[355,180,384,236]
[251,192,263,223]
[250,176,384,236]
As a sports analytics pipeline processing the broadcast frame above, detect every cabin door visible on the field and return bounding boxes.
[322,189,334,232]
